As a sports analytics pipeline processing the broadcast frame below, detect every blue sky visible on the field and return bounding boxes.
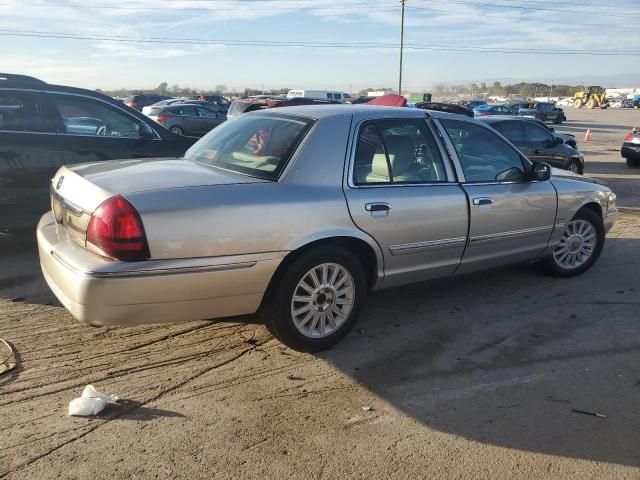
[1,0,638,92]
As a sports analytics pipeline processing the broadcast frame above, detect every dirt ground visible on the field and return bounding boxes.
[1,107,639,480]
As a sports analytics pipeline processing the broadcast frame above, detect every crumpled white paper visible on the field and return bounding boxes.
[68,384,119,416]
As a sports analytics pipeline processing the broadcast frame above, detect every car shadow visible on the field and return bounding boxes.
[319,235,640,467]
[92,400,187,422]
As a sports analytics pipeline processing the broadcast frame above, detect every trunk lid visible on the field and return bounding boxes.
[50,157,265,244]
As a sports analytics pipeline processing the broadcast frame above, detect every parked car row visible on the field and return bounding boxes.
[471,101,565,124]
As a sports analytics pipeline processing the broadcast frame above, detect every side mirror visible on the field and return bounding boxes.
[531,162,551,181]
[548,126,555,132]
[138,123,155,140]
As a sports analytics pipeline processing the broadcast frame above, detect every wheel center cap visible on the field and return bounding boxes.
[314,287,335,312]
[567,235,582,253]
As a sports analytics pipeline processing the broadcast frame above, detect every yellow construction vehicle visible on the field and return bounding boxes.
[573,86,609,109]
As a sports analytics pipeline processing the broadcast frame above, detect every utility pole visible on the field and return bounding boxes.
[398,0,407,95]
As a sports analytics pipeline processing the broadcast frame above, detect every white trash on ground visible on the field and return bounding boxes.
[68,384,119,416]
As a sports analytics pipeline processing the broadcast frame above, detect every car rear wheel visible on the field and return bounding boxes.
[542,208,604,277]
[262,246,366,352]
[169,126,184,136]
[626,157,639,168]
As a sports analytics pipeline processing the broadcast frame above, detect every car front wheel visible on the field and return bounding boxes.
[542,208,604,277]
[567,159,583,174]
[263,246,366,352]
[169,126,184,136]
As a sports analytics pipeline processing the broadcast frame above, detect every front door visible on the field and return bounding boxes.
[343,117,469,288]
[521,120,564,168]
[437,117,557,274]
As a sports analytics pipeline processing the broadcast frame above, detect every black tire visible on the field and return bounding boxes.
[542,208,605,277]
[169,126,184,136]
[626,157,640,168]
[567,159,583,175]
[554,115,562,124]
[262,246,367,352]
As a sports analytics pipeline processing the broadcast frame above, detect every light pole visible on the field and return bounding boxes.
[398,0,406,95]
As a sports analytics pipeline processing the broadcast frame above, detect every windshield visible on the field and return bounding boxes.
[185,113,314,180]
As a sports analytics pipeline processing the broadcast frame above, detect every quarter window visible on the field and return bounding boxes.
[354,119,448,185]
[52,95,143,138]
[0,91,47,132]
[441,119,527,183]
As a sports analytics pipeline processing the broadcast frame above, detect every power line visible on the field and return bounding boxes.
[0,29,637,56]
[1,2,636,30]
[415,0,640,18]
[168,0,640,17]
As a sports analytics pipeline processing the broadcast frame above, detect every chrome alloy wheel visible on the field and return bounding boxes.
[290,263,355,338]
[552,219,597,269]
[569,163,579,173]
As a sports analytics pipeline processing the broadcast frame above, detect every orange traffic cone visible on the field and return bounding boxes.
[584,129,592,141]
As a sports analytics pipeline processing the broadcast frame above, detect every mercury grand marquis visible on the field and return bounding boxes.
[38,105,618,351]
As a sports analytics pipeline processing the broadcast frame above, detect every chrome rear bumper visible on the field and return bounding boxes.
[37,212,285,326]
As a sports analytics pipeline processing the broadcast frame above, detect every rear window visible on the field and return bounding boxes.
[185,113,314,180]
[228,100,251,116]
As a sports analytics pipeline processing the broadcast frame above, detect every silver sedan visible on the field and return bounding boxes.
[38,105,618,351]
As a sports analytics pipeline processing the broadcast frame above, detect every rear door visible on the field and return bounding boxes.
[344,117,469,288]
[196,107,222,134]
[0,89,63,231]
[177,106,200,135]
[48,92,163,165]
[437,118,557,274]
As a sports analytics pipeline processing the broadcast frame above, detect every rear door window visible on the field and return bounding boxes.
[0,91,48,132]
[354,119,449,185]
[178,106,198,117]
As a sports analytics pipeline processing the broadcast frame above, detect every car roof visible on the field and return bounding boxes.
[251,104,432,121]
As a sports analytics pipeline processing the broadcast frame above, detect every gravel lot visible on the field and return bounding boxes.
[1,107,639,480]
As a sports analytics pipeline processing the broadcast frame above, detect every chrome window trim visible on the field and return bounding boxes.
[46,90,163,140]
[432,118,466,182]
[346,117,457,189]
[0,129,57,135]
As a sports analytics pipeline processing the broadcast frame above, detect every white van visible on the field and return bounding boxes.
[286,90,351,103]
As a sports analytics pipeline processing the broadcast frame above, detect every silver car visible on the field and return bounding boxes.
[38,105,618,351]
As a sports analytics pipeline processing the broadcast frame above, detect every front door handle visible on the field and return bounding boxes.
[472,197,493,206]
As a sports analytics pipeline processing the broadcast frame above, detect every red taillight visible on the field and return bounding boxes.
[128,101,138,107]
[624,132,633,141]
[86,195,149,261]
[157,113,169,123]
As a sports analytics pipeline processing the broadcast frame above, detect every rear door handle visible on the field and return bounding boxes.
[472,197,493,206]
[365,202,391,212]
